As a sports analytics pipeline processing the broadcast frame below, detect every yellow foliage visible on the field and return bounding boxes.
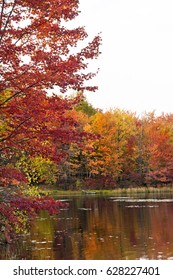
[16,155,58,185]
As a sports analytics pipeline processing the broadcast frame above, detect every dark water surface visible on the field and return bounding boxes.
[1,194,173,260]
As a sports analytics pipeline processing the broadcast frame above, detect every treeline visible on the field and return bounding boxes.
[2,94,173,190]
[58,99,173,189]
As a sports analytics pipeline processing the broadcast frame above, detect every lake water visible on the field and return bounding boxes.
[1,193,173,260]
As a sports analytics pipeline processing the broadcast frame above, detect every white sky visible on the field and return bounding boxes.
[74,0,173,116]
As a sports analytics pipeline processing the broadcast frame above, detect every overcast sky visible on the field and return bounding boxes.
[74,0,173,116]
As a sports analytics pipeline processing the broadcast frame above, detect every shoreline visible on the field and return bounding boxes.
[42,186,173,196]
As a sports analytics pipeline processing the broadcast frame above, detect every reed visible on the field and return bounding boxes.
[42,186,173,196]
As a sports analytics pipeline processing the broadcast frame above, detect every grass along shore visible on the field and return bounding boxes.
[41,186,173,196]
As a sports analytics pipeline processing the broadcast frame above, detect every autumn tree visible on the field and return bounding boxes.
[83,109,137,188]
[145,113,173,185]
[0,0,100,151]
[131,113,152,185]
[0,0,101,241]
[53,96,99,189]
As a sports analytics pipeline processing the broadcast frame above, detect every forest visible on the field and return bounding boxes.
[0,0,173,243]
[2,91,173,190]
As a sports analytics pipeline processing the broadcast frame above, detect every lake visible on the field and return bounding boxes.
[1,193,173,260]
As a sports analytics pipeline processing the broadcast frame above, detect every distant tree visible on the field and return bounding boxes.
[75,94,98,117]
[83,109,137,186]
[145,114,173,185]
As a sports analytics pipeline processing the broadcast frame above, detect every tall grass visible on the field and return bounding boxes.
[42,186,173,196]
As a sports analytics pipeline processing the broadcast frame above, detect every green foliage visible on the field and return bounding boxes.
[76,96,98,117]
[75,179,83,190]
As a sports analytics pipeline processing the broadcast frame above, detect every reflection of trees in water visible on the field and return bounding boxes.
[52,197,173,260]
[0,239,29,260]
[28,211,56,260]
[0,243,15,260]
[1,197,173,259]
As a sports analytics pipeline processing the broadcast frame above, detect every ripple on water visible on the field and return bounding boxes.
[59,199,72,202]
[125,205,159,208]
[115,198,173,203]
[97,238,104,242]
[78,208,92,211]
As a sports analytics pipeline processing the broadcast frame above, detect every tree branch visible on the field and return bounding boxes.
[0,116,32,143]
[0,0,17,42]
[0,0,5,31]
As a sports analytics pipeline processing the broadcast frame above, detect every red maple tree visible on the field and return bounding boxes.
[0,0,101,242]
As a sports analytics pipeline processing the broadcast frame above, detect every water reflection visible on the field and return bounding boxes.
[1,194,173,259]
